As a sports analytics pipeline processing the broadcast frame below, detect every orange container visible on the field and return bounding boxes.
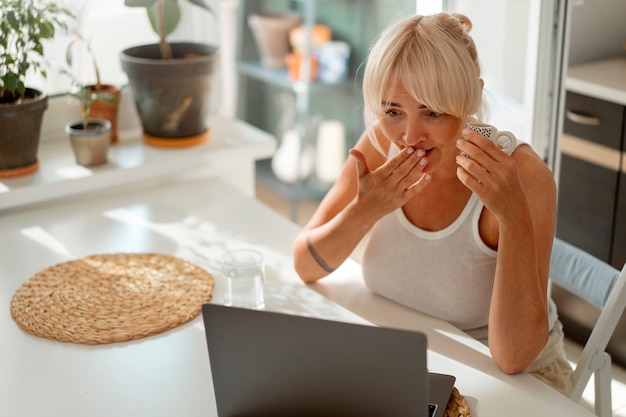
[284,53,318,82]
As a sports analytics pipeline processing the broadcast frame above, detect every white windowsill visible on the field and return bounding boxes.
[0,113,276,213]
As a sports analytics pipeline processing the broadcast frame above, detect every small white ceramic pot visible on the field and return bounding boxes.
[65,119,112,167]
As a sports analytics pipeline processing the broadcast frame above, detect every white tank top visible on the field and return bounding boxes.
[362,193,496,341]
[361,142,556,343]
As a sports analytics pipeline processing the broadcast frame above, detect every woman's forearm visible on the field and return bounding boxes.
[294,198,380,282]
[488,207,550,373]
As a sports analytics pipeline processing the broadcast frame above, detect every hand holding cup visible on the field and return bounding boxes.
[465,122,516,156]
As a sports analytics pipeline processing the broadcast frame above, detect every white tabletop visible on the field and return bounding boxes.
[0,178,595,417]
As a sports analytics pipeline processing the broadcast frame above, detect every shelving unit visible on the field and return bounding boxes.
[236,0,370,220]
[238,61,355,92]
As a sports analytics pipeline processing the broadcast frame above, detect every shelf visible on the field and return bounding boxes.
[238,61,355,92]
[0,116,276,212]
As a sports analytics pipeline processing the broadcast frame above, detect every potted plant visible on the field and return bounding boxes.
[62,76,115,167]
[62,48,118,167]
[0,0,72,177]
[66,31,122,144]
[120,0,219,147]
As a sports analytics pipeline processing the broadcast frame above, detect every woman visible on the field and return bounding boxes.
[293,13,572,394]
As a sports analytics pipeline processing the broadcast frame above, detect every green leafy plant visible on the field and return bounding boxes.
[124,0,213,59]
[62,32,117,130]
[0,0,73,103]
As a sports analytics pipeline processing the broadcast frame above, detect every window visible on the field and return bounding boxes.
[34,0,228,142]
[32,0,219,96]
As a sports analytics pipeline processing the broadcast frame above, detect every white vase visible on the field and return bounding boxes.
[315,120,346,183]
[271,128,314,183]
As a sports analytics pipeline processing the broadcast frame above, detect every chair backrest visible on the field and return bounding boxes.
[549,238,626,408]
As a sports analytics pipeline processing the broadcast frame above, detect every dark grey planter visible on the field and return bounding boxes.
[0,88,48,177]
[120,42,218,146]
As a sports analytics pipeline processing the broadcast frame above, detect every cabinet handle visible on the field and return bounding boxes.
[566,109,600,126]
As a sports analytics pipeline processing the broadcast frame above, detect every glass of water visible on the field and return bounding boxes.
[221,249,265,310]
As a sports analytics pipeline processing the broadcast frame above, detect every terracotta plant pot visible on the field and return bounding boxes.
[0,88,48,177]
[87,84,121,144]
[65,119,111,166]
[248,12,302,69]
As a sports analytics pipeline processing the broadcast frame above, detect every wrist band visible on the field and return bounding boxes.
[306,232,336,273]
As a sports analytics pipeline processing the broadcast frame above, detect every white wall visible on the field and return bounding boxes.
[568,0,626,66]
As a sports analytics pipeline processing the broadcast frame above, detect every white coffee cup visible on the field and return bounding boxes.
[466,122,516,155]
[221,249,265,310]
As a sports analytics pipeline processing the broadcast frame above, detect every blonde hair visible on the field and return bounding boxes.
[362,13,484,151]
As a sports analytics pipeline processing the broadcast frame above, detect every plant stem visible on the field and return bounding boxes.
[157,0,172,59]
[86,37,102,89]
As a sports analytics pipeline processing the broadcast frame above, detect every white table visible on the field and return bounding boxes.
[0,178,595,417]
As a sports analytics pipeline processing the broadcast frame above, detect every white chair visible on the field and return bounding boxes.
[549,238,626,417]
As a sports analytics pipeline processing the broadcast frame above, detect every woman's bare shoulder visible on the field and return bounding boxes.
[512,143,556,196]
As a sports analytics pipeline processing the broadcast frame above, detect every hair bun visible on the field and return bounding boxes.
[452,13,473,33]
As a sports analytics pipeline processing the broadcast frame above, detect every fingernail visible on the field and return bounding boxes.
[423,174,431,182]
[416,149,425,157]
[456,139,464,147]
[406,147,414,155]
[462,129,470,136]
[419,157,427,166]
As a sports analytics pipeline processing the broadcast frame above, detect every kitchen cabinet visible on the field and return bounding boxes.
[553,56,626,366]
[614,168,626,269]
[556,90,624,264]
[556,57,626,269]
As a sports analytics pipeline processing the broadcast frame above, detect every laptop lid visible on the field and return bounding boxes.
[202,303,454,417]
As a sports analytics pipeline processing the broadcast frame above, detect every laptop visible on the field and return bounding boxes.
[202,303,456,417]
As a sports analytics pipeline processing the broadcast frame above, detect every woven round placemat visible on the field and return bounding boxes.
[445,387,471,417]
[10,253,214,344]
